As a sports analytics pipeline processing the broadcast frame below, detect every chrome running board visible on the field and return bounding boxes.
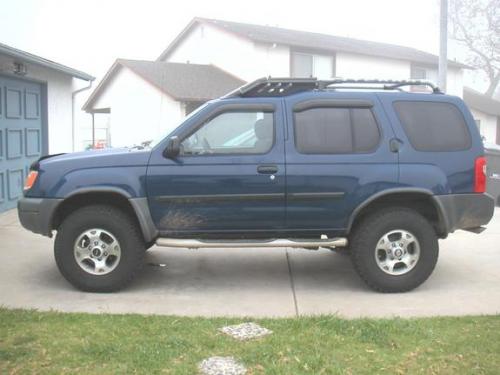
[155,237,348,249]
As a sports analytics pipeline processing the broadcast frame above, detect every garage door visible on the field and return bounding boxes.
[0,75,44,213]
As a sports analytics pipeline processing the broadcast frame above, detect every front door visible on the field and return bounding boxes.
[147,101,286,237]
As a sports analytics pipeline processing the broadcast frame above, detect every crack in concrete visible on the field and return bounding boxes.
[285,249,299,317]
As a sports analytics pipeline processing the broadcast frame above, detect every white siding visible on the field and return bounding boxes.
[411,66,464,97]
[470,108,498,144]
[0,54,76,154]
[165,23,290,81]
[336,52,410,80]
[90,66,184,148]
[313,54,334,79]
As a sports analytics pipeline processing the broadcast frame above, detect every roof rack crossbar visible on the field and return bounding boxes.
[318,79,442,93]
[224,77,442,98]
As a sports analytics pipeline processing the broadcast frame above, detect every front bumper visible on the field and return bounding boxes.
[433,193,495,233]
[17,197,63,237]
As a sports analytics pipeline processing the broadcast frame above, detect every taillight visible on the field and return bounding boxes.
[24,171,38,190]
[474,157,487,193]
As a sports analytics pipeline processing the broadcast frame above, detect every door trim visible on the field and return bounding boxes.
[154,192,285,203]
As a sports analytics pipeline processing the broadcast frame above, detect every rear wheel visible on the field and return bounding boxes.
[55,205,145,292]
[350,207,439,293]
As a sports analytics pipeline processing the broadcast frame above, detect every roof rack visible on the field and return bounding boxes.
[225,77,442,98]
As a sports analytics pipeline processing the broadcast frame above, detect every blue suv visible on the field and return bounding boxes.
[18,78,495,293]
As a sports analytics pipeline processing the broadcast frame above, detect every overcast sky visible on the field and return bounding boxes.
[1,0,478,86]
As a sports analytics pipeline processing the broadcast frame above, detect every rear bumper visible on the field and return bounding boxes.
[17,197,63,237]
[433,193,495,233]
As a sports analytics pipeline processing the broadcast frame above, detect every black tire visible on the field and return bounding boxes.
[54,205,145,292]
[350,207,439,293]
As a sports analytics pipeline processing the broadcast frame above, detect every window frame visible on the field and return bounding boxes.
[393,100,472,152]
[291,52,314,78]
[290,49,336,79]
[178,104,276,157]
[292,101,382,155]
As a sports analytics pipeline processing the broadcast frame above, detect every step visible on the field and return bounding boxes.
[155,237,348,249]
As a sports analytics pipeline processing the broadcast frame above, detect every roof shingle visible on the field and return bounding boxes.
[119,59,245,101]
[83,60,245,111]
[158,18,468,69]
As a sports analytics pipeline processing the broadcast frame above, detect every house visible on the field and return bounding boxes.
[0,42,94,213]
[158,18,467,96]
[463,87,500,146]
[82,59,244,148]
[84,17,468,150]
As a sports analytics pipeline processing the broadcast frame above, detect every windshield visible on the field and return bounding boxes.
[146,102,210,149]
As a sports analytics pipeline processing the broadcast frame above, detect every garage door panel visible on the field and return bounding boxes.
[0,129,3,160]
[26,128,41,157]
[5,87,23,119]
[0,76,43,212]
[6,128,23,159]
[25,90,40,119]
[7,168,23,201]
[0,171,5,203]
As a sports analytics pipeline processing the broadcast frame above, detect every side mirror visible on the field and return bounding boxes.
[163,136,180,159]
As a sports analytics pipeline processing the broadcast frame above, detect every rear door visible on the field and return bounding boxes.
[284,92,398,233]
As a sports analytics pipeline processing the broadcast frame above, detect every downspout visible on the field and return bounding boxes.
[72,80,93,152]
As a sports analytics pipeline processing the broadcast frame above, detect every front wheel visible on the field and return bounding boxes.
[54,205,145,292]
[350,208,439,293]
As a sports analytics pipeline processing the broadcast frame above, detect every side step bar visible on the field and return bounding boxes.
[155,237,348,249]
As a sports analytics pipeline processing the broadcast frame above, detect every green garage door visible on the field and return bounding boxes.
[0,75,44,213]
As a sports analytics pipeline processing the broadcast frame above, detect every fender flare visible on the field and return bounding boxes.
[346,187,448,235]
[59,187,158,243]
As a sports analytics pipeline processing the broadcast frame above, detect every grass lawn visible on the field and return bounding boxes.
[0,308,499,374]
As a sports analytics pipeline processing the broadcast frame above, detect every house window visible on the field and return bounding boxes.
[291,53,313,78]
[291,52,335,79]
[411,66,427,80]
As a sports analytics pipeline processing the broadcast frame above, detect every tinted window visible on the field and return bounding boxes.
[181,111,274,155]
[294,107,380,154]
[394,101,471,151]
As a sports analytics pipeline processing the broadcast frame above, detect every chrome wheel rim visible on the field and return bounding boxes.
[374,229,420,276]
[73,228,121,275]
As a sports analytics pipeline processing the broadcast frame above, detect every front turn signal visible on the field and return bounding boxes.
[24,171,38,190]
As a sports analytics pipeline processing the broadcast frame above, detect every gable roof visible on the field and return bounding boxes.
[464,87,500,117]
[0,41,94,81]
[158,17,468,69]
[83,59,245,112]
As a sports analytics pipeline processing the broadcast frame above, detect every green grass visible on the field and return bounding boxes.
[0,308,499,374]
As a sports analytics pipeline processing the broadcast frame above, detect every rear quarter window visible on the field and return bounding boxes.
[393,101,471,152]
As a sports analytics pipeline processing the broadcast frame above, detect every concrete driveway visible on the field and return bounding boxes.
[1,208,499,318]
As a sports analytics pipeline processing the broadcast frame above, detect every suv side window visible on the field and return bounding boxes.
[393,101,471,152]
[181,111,274,155]
[294,107,380,154]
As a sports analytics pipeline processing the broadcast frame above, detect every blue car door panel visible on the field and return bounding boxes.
[284,92,398,232]
[146,99,286,235]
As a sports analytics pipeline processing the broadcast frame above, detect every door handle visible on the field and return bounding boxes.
[257,165,278,174]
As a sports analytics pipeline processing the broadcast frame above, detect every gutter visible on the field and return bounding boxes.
[72,80,94,152]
